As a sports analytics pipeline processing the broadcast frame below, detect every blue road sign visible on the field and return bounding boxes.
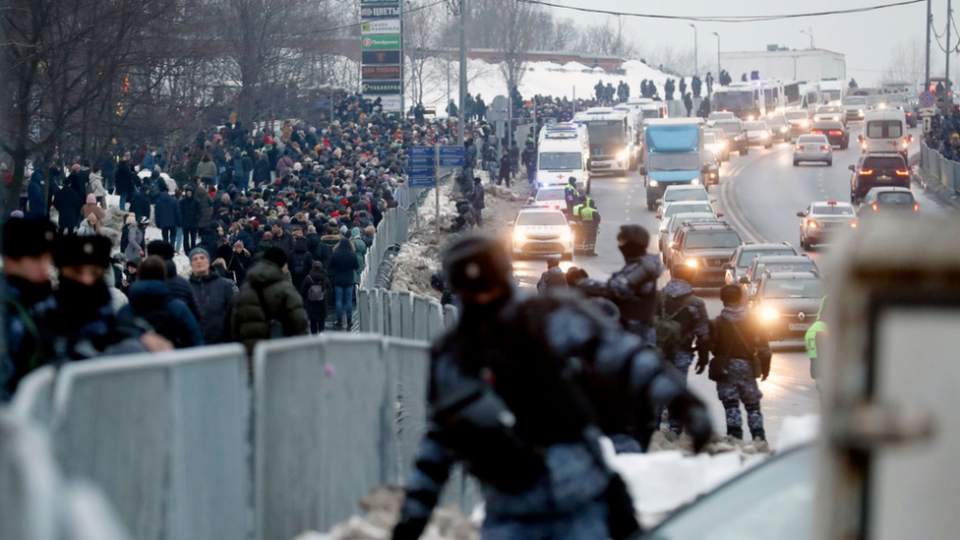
[920,91,935,108]
[408,146,436,157]
[438,146,466,167]
[408,166,436,188]
[408,156,433,167]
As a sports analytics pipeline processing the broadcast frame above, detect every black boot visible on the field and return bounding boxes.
[347,316,353,329]
[750,428,766,442]
[727,426,744,440]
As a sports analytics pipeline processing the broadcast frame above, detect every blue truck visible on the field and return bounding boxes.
[640,118,706,211]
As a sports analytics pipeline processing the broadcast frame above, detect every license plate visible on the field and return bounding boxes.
[789,323,810,331]
[878,175,891,181]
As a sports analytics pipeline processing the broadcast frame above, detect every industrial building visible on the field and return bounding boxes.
[719,48,846,83]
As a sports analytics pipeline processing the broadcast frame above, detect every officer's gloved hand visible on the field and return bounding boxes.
[392,517,429,540]
[695,349,710,375]
[685,403,713,453]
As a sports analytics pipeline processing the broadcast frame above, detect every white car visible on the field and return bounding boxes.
[792,134,833,166]
[796,200,858,249]
[703,128,730,161]
[743,121,773,148]
[527,185,566,211]
[657,200,720,226]
[658,184,710,213]
[706,111,735,126]
[511,208,574,260]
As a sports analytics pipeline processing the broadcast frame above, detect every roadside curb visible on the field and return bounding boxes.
[911,160,960,211]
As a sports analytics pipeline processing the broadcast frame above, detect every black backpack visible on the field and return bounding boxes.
[292,253,311,278]
[120,224,130,253]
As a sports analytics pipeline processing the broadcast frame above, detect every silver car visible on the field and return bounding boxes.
[796,200,857,249]
[792,134,833,166]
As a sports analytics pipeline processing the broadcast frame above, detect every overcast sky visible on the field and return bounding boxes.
[543,0,949,85]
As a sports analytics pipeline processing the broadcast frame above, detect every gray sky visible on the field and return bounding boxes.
[543,0,948,85]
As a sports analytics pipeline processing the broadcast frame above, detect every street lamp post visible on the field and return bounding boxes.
[712,32,721,77]
[800,28,815,49]
[790,55,799,79]
[689,23,698,77]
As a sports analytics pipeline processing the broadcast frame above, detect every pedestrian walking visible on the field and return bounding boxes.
[188,247,238,346]
[328,238,359,330]
[299,261,331,334]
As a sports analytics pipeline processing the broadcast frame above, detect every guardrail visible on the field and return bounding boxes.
[0,410,131,540]
[921,141,960,194]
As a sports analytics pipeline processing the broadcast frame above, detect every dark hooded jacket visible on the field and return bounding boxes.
[328,239,359,288]
[230,260,308,354]
[53,186,81,230]
[180,191,202,229]
[299,262,331,320]
[119,280,203,348]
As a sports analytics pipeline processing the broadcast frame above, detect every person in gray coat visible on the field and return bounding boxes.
[124,215,148,261]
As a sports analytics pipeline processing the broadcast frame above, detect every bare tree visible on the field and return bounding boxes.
[494,1,539,98]
[405,0,443,106]
[579,18,637,58]
[882,39,924,86]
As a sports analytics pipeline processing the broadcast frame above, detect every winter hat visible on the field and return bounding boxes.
[263,247,288,268]
[147,240,175,260]
[70,164,81,172]
[188,247,210,261]
[221,194,231,204]
[351,227,361,238]
[54,234,111,269]
[86,194,96,204]
[234,240,244,250]
[10,210,24,219]
[3,217,55,259]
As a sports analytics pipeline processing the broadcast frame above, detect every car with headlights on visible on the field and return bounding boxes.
[813,105,846,125]
[785,110,812,136]
[888,101,918,128]
[713,119,749,156]
[793,134,833,166]
[510,208,574,260]
[858,186,918,214]
[842,95,868,122]
[797,200,858,250]
[749,271,826,341]
[740,254,819,296]
[659,184,710,210]
[809,120,849,149]
[659,212,719,266]
[743,120,773,148]
[526,185,566,211]
[765,114,792,142]
[703,128,730,161]
[669,222,743,286]
[723,242,800,286]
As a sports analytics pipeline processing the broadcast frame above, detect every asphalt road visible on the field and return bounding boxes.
[511,121,947,444]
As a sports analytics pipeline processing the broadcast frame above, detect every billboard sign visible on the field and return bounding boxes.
[361,19,400,34]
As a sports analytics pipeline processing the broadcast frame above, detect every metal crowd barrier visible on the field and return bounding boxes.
[922,141,960,194]
[50,344,252,540]
[253,334,434,540]
[357,288,457,339]
[0,411,131,540]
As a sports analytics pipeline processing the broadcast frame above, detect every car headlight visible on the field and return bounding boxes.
[684,259,699,268]
[780,127,788,133]
[721,140,729,148]
[617,150,629,161]
[761,132,769,138]
[832,116,839,121]
[858,109,865,117]
[513,231,527,243]
[649,180,659,187]
[800,120,809,127]
[760,307,780,321]
[691,178,701,185]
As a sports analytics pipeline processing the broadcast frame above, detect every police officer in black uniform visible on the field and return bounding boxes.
[393,235,712,540]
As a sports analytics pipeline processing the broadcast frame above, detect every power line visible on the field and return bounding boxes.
[516,0,925,23]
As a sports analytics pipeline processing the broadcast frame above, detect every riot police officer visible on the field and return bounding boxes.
[393,234,711,540]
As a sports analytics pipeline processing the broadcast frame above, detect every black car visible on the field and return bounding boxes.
[810,120,849,149]
[669,222,744,287]
[889,101,918,128]
[714,120,750,156]
[849,152,910,204]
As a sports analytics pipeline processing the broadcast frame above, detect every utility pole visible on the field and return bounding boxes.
[689,24,698,77]
[458,0,467,145]
[713,32,721,78]
[948,0,953,104]
[926,0,932,92]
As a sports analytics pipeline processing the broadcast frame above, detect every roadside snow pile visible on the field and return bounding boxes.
[391,239,443,298]
[291,486,477,540]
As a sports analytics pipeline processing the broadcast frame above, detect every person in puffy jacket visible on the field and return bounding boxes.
[299,261,331,334]
[328,238,359,330]
[188,247,238,345]
[180,185,202,252]
[154,184,181,245]
[230,247,308,356]
[118,256,203,348]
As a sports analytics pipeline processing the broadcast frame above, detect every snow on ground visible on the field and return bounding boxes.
[391,169,529,296]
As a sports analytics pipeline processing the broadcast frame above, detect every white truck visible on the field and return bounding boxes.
[536,122,591,194]
[573,107,639,175]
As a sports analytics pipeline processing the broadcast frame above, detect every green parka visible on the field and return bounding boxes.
[231,260,308,355]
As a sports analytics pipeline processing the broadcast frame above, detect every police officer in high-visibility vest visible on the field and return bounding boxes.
[563,177,579,216]
[804,296,828,392]
[573,196,601,256]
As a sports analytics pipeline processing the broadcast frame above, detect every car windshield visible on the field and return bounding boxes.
[585,120,625,144]
[812,204,854,215]
[703,134,718,145]
[538,152,582,170]
[664,189,708,202]
[762,278,826,299]
[715,121,743,134]
[797,136,826,145]
[670,216,715,232]
[516,212,567,226]
[843,96,867,106]
[535,189,565,202]
[714,91,754,110]
[648,153,701,171]
[878,192,915,204]
[642,109,662,119]
[744,122,767,130]
[709,112,734,120]
[817,106,841,114]
[644,446,815,540]
[684,231,742,249]
[866,120,903,138]
[785,111,808,120]
[665,202,713,218]
[754,261,817,277]
[738,249,797,266]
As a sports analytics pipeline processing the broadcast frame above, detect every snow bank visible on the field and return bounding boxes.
[775,414,820,454]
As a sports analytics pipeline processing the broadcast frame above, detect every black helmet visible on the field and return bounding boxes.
[617,225,650,256]
[720,284,743,305]
[568,177,577,185]
[442,234,513,294]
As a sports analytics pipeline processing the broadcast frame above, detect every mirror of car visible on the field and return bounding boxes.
[723,262,733,270]
[797,211,806,217]
[716,212,724,217]
[848,165,856,171]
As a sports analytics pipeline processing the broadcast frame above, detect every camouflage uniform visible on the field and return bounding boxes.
[708,305,770,441]
[576,253,662,344]
[659,279,710,433]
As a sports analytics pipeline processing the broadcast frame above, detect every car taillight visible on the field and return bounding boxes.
[860,169,874,175]
[872,202,878,212]
[895,169,909,176]
[807,219,819,228]
[850,220,858,228]
[795,145,803,150]
[821,145,830,150]
[902,139,909,148]
[914,202,920,212]
[811,130,823,134]
[829,130,842,135]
